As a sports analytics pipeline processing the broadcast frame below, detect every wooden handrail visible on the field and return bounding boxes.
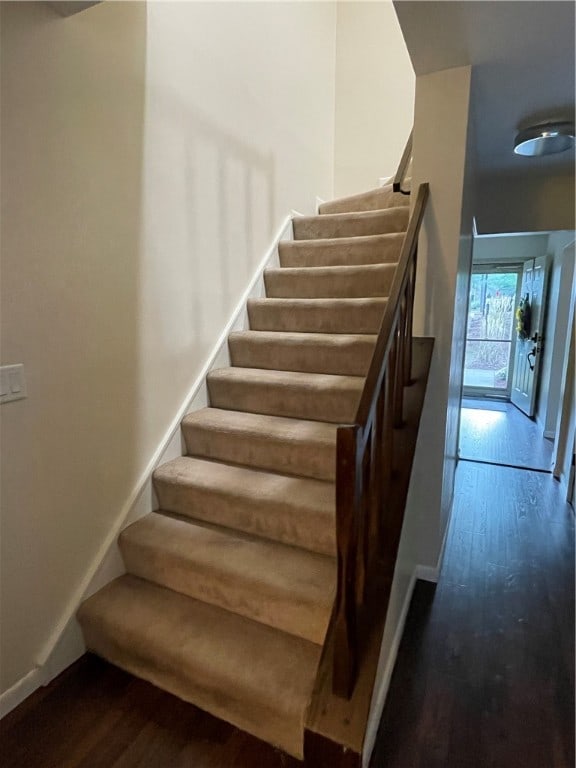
[332,182,429,699]
[355,183,429,426]
[392,130,413,195]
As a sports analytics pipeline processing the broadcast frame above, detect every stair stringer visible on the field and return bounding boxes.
[12,214,295,715]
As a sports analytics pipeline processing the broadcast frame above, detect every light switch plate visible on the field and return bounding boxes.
[0,364,27,404]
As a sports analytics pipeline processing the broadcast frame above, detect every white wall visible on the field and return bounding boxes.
[364,64,472,765]
[402,65,472,569]
[552,258,575,492]
[334,0,414,197]
[0,0,337,695]
[475,166,575,235]
[538,232,576,434]
[473,233,549,264]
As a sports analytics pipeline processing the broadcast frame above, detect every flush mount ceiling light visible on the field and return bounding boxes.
[514,122,575,157]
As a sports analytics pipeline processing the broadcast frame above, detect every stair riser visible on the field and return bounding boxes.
[119,530,334,644]
[153,475,336,556]
[279,234,404,268]
[228,335,375,376]
[264,265,396,299]
[292,209,409,240]
[183,420,336,482]
[207,374,362,424]
[319,184,408,215]
[248,299,386,334]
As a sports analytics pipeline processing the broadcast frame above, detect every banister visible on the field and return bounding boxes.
[332,180,429,700]
[355,182,429,426]
[392,130,413,195]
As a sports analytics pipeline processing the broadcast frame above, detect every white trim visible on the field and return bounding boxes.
[434,512,450,578]
[414,564,439,582]
[315,196,325,214]
[362,569,417,767]
[0,667,45,719]
[544,429,556,440]
[32,214,294,678]
[361,560,441,767]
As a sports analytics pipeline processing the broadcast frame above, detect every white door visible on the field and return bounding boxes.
[511,255,549,417]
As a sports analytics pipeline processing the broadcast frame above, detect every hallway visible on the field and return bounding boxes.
[372,460,574,768]
[459,397,554,472]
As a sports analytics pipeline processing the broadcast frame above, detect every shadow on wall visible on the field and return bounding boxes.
[135,0,277,486]
[138,82,275,417]
[0,0,277,696]
[0,1,147,693]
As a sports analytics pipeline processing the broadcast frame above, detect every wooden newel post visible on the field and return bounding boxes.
[333,424,360,699]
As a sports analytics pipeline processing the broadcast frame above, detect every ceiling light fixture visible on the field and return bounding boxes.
[514,121,575,157]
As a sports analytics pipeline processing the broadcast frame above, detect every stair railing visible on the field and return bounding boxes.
[332,181,429,698]
[392,130,413,195]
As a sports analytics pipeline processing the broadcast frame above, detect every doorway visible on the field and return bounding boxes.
[458,230,574,476]
[463,264,521,399]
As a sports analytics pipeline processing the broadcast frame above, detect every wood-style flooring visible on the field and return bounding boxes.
[371,461,574,768]
[459,398,554,471]
[0,655,304,768]
[2,450,573,767]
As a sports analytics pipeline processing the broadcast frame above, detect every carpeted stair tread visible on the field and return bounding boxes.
[153,455,336,554]
[279,233,404,268]
[229,330,376,376]
[182,408,337,481]
[120,511,336,643]
[207,366,364,423]
[264,263,397,299]
[292,206,409,240]
[77,575,321,758]
[318,183,408,215]
[247,297,387,334]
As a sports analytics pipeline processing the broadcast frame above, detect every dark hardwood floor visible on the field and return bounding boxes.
[2,463,573,767]
[0,654,304,768]
[371,461,574,768]
[459,398,554,471]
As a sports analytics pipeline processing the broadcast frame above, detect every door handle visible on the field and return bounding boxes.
[527,347,536,371]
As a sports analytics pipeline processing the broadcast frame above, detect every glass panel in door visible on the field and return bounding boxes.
[463,270,520,395]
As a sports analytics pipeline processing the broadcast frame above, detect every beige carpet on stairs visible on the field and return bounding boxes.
[77,183,410,760]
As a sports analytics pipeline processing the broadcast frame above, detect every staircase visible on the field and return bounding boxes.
[77,184,411,761]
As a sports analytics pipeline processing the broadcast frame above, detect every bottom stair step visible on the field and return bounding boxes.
[78,575,322,759]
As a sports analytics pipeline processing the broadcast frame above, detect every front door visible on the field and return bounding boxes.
[511,255,549,417]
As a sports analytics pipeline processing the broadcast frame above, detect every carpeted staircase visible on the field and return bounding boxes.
[77,184,410,760]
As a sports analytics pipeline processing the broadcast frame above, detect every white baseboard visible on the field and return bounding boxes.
[362,559,440,767]
[414,564,439,582]
[315,196,325,213]
[362,569,417,767]
[0,668,45,719]
[1,214,295,720]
